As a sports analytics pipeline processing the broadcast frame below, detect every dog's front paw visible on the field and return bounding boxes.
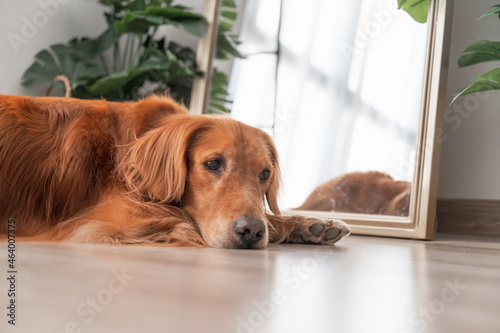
[294,218,351,245]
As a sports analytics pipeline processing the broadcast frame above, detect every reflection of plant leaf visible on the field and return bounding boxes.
[217,33,243,59]
[222,0,236,8]
[398,0,428,23]
[221,10,237,21]
[209,0,243,113]
[458,40,500,67]
[209,69,232,114]
[216,1,244,59]
[452,68,500,103]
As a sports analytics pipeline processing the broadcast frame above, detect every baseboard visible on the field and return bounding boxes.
[436,199,500,236]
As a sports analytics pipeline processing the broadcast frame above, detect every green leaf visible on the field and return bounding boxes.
[458,40,500,67]
[90,70,134,94]
[458,53,500,67]
[163,49,194,80]
[98,0,123,6]
[145,6,201,20]
[480,4,500,18]
[146,6,207,37]
[462,39,500,53]
[116,10,157,33]
[115,6,208,37]
[68,26,118,62]
[90,54,173,94]
[21,44,106,90]
[452,68,500,103]
[398,0,429,23]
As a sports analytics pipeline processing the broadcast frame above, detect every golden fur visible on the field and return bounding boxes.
[0,94,349,249]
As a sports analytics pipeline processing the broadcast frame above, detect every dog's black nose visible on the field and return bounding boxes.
[234,217,265,246]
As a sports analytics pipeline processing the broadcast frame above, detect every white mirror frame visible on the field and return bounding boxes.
[192,0,454,240]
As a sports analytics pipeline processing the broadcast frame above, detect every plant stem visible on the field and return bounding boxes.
[127,36,136,69]
[122,34,132,71]
[98,54,110,75]
[128,36,136,70]
[130,34,144,68]
[111,4,120,74]
[113,40,120,73]
[150,26,159,47]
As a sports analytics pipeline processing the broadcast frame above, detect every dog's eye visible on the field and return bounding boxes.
[260,169,270,182]
[205,159,221,171]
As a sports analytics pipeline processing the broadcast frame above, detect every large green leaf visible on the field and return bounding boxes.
[98,0,175,12]
[162,49,195,81]
[22,44,106,90]
[398,0,429,23]
[90,45,198,95]
[458,39,500,67]
[97,0,123,6]
[116,10,161,33]
[452,68,500,103]
[480,4,500,18]
[68,26,118,62]
[90,54,173,94]
[115,6,208,37]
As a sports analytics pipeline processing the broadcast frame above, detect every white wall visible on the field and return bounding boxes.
[0,0,106,95]
[438,0,500,200]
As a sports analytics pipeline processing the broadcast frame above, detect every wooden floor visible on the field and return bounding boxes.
[2,234,500,333]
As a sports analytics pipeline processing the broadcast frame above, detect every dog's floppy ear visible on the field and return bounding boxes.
[122,114,206,204]
[261,132,281,215]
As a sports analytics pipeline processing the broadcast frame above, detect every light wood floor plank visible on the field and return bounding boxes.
[1,234,499,333]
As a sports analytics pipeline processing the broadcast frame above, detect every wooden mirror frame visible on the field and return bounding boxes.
[191,0,454,240]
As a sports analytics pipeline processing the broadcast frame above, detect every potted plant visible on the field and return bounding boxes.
[21,0,242,113]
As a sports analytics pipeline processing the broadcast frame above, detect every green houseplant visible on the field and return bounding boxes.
[452,4,500,103]
[21,0,242,113]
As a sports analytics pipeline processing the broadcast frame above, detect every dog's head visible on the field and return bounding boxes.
[124,113,280,249]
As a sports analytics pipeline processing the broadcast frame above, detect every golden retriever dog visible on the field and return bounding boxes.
[0,94,350,249]
[297,171,411,216]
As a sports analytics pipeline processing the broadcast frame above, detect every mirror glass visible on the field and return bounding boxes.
[215,0,429,216]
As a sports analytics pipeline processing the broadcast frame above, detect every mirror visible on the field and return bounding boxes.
[196,0,453,239]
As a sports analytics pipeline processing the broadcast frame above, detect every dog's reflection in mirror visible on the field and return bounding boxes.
[297,172,411,216]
